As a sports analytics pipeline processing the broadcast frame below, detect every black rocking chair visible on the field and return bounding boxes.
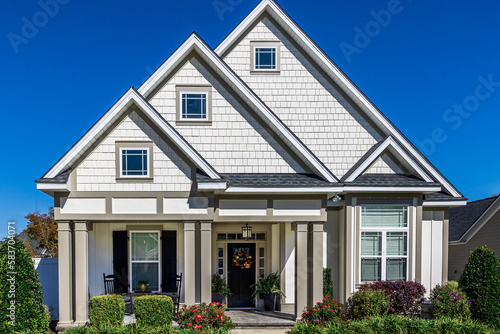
[103,273,133,314]
[163,273,182,315]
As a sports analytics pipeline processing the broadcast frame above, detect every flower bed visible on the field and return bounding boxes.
[177,302,235,332]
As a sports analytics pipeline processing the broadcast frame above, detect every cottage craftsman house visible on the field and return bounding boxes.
[36,0,466,328]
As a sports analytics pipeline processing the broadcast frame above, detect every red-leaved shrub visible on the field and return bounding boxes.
[300,296,345,324]
[358,281,425,317]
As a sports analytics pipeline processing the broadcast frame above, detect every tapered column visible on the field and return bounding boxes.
[295,222,308,320]
[57,222,73,329]
[74,222,89,325]
[184,222,196,305]
[200,222,212,303]
[310,222,324,306]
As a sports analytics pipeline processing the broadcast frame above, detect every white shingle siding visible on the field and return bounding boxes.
[364,153,405,175]
[76,112,192,192]
[222,17,382,178]
[149,57,306,174]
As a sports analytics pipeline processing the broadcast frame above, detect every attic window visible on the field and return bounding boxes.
[251,42,280,73]
[115,141,153,181]
[176,86,212,124]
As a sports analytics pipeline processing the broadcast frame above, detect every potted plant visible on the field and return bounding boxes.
[137,280,149,292]
[251,273,285,311]
[212,274,232,304]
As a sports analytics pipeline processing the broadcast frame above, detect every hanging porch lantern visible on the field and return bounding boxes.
[242,223,252,240]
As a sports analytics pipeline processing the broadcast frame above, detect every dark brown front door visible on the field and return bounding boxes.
[227,243,256,308]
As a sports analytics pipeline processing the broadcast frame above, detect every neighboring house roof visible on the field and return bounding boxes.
[449,195,500,242]
[17,231,46,257]
[215,0,462,198]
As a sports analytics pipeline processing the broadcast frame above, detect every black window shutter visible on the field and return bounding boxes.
[162,230,177,292]
[112,231,128,293]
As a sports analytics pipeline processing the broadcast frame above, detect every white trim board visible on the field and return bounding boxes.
[344,137,433,183]
[41,88,221,180]
[137,33,337,183]
[214,0,461,197]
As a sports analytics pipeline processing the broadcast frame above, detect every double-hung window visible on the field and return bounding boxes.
[130,232,160,292]
[360,206,408,282]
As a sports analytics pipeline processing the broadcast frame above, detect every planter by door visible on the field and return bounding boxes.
[212,292,223,304]
[227,243,256,308]
[263,293,277,312]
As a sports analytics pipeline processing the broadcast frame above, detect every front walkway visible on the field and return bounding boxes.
[226,310,295,330]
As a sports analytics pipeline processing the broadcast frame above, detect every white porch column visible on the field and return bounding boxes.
[56,221,73,329]
[295,222,308,319]
[200,221,212,303]
[310,222,324,306]
[74,222,89,325]
[184,222,196,305]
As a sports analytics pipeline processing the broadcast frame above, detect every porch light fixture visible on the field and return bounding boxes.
[242,223,252,240]
[331,194,343,202]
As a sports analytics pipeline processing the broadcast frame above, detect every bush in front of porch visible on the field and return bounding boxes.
[176,302,235,332]
[134,295,173,329]
[89,294,125,328]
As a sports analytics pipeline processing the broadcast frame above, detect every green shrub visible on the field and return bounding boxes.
[134,295,173,328]
[292,315,498,334]
[0,236,50,332]
[177,302,235,332]
[300,297,345,324]
[89,294,125,328]
[430,281,471,319]
[211,274,232,297]
[347,289,390,320]
[459,246,500,328]
[323,268,334,299]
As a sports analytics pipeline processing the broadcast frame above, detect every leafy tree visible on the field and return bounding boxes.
[459,246,500,328]
[0,236,50,332]
[25,207,58,258]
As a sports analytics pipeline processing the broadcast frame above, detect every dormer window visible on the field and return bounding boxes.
[176,86,212,124]
[251,42,280,73]
[115,141,153,181]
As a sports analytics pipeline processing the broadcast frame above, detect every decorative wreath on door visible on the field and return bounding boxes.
[232,251,253,269]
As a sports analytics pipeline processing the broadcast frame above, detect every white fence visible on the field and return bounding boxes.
[33,258,59,319]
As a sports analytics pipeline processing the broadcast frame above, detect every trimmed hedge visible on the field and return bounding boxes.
[89,294,125,328]
[134,295,173,328]
[292,316,499,334]
[358,280,425,317]
[347,290,389,320]
[460,246,500,328]
[430,281,471,319]
[0,236,50,332]
[323,268,334,298]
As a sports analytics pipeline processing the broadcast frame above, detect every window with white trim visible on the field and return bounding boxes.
[181,92,208,120]
[251,42,280,72]
[360,206,408,282]
[130,232,160,292]
[120,148,149,177]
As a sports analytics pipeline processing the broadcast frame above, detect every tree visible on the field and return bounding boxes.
[24,207,58,258]
[459,246,500,328]
[0,236,50,332]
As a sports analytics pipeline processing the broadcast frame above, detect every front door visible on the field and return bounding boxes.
[227,243,256,308]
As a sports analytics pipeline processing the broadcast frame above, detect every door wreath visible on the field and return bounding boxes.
[233,251,253,269]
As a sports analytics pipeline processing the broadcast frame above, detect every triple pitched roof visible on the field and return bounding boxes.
[37,0,464,200]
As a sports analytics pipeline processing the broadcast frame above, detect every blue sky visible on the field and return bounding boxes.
[1,0,499,239]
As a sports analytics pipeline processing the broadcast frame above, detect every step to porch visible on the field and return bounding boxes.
[226,310,296,328]
[230,328,293,334]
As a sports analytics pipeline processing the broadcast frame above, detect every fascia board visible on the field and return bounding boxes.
[36,182,70,191]
[422,200,467,207]
[214,0,461,197]
[225,186,342,194]
[198,182,228,190]
[341,186,442,193]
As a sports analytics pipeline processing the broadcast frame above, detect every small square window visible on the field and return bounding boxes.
[251,42,280,73]
[115,142,153,181]
[181,93,207,119]
[121,149,148,176]
[255,48,276,70]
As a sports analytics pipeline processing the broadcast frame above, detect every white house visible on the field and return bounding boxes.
[36,0,466,328]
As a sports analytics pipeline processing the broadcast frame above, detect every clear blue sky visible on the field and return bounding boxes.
[1,0,499,239]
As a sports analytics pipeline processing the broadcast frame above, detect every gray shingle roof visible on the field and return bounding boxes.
[197,172,332,186]
[36,169,71,183]
[449,196,499,242]
[424,192,463,201]
[347,174,439,186]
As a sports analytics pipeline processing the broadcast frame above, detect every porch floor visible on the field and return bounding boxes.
[226,310,295,328]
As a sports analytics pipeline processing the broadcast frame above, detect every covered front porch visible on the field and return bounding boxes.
[56,218,326,328]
